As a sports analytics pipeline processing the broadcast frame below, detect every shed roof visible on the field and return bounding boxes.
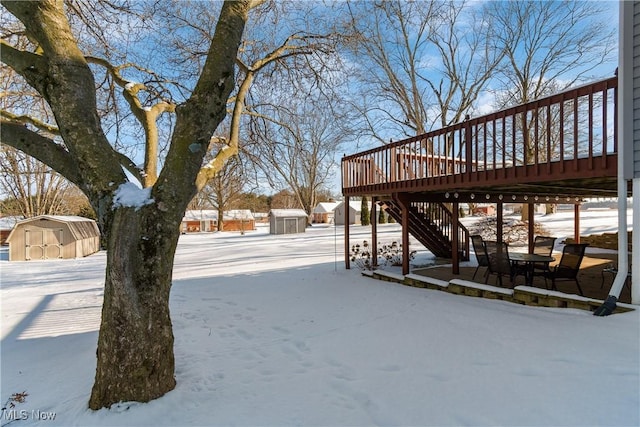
[6,215,99,242]
[269,209,308,218]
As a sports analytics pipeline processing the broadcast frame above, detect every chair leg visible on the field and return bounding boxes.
[472,265,480,280]
[575,279,584,296]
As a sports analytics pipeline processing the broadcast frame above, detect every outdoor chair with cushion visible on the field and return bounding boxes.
[540,243,589,296]
[471,234,489,280]
[484,240,515,287]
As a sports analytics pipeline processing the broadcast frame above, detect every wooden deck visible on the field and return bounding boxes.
[342,76,620,201]
[341,76,626,277]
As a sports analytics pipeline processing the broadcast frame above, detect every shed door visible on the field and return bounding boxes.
[25,228,63,260]
[284,218,298,234]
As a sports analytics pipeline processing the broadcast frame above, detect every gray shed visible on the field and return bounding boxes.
[6,215,100,261]
[269,209,308,234]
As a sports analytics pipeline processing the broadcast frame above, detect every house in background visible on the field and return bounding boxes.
[223,210,256,232]
[6,215,100,261]
[253,212,269,224]
[0,216,20,245]
[312,202,339,223]
[269,209,308,234]
[334,200,370,225]
[471,204,496,216]
[181,209,256,233]
[181,210,218,233]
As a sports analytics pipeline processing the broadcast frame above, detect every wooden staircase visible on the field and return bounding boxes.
[380,200,469,260]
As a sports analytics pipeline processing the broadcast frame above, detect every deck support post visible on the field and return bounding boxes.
[528,202,534,253]
[452,201,459,275]
[574,204,581,243]
[371,197,378,268]
[395,193,411,275]
[497,203,504,243]
[344,196,350,270]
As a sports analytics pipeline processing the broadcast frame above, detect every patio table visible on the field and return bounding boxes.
[509,253,555,286]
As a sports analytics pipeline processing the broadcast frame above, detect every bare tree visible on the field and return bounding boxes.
[488,1,615,110]
[199,143,248,231]
[0,146,73,217]
[488,0,615,161]
[426,1,504,128]
[342,0,504,146]
[270,189,299,209]
[249,96,349,222]
[486,1,615,215]
[1,0,258,409]
[343,0,440,141]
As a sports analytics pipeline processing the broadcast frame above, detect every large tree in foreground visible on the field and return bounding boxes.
[0,0,257,409]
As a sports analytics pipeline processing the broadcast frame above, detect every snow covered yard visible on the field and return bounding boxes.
[1,217,638,426]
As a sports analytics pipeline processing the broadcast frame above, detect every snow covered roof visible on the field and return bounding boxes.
[336,201,366,212]
[313,202,339,214]
[224,209,254,220]
[182,209,255,221]
[183,210,218,221]
[7,215,99,241]
[15,215,95,224]
[269,209,308,218]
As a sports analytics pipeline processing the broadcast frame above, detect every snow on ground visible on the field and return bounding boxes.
[1,211,638,426]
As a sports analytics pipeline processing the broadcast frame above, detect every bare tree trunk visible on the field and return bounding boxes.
[89,208,181,409]
[217,206,225,232]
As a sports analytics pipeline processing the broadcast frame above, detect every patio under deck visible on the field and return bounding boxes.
[341,76,628,279]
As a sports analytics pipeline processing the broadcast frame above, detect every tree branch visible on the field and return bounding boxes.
[0,39,49,95]
[2,0,128,198]
[0,120,82,187]
[156,0,252,207]
[0,109,59,135]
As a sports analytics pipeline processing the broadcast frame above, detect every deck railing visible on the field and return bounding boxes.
[342,76,618,191]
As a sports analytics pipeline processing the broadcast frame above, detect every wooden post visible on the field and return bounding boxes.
[528,202,535,253]
[372,197,378,268]
[452,201,459,274]
[390,147,397,182]
[344,196,350,269]
[395,193,411,275]
[574,203,580,243]
[497,203,503,243]
[464,114,472,177]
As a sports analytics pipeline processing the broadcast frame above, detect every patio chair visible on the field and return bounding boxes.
[531,235,557,275]
[600,264,632,290]
[471,235,489,280]
[541,243,589,296]
[484,240,515,287]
